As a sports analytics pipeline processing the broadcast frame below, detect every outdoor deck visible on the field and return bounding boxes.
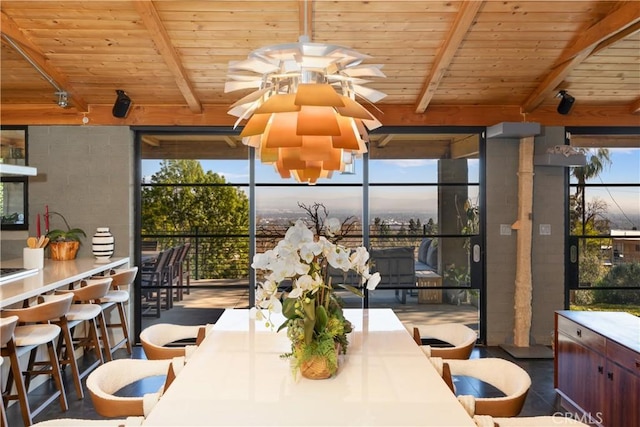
[140,279,480,337]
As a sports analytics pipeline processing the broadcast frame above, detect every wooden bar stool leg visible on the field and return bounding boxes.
[46,341,68,412]
[116,302,132,354]
[96,311,112,362]
[2,340,33,427]
[88,318,105,364]
[58,318,84,399]
[0,393,7,427]
[0,387,7,427]
[25,348,37,391]
[25,342,69,415]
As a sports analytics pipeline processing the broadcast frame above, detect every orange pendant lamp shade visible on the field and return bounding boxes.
[227,38,386,184]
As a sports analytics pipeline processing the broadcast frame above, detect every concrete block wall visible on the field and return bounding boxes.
[485,126,566,345]
[530,126,566,344]
[485,137,519,345]
[26,125,135,260]
[0,126,135,397]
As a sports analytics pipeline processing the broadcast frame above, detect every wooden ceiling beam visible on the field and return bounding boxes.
[223,136,238,148]
[591,21,640,55]
[557,2,640,64]
[571,135,640,148]
[522,2,640,113]
[142,135,161,146]
[142,141,248,160]
[0,11,42,55]
[1,11,88,112]
[133,0,203,114]
[450,135,479,159]
[368,143,447,160]
[414,1,483,113]
[376,134,395,148]
[1,103,638,127]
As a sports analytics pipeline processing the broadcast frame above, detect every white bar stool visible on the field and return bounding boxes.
[55,277,114,398]
[1,293,73,426]
[98,267,138,357]
[1,315,19,427]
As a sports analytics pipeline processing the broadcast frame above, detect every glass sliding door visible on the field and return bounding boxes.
[137,131,250,334]
[134,128,486,342]
[566,129,640,315]
[366,132,482,336]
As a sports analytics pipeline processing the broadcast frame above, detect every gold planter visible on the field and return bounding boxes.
[300,355,334,380]
[49,241,80,261]
[298,343,340,380]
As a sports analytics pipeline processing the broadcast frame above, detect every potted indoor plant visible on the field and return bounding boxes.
[45,211,86,260]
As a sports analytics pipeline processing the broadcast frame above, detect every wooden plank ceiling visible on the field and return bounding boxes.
[1,0,639,132]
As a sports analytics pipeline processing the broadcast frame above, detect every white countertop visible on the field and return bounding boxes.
[143,308,475,427]
[0,257,129,308]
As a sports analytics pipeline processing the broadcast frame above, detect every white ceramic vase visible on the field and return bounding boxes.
[92,227,114,261]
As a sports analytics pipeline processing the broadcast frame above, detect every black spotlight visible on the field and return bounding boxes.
[112,89,132,118]
[556,90,575,115]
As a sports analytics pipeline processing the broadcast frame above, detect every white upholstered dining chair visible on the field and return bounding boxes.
[140,322,213,360]
[430,357,532,418]
[86,357,184,418]
[412,322,477,359]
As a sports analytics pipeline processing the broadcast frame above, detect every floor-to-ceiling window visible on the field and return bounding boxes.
[134,127,486,340]
[136,129,251,336]
[366,130,482,334]
[566,128,640,316]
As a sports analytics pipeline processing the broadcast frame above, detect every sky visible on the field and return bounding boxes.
[142,148,638,184]
[142,158,480,184]
[141,147,639,221]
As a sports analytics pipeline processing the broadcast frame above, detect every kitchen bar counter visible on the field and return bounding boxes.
[0,257,129,308]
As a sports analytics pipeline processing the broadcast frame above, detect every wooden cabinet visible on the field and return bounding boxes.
[555,311,640,427]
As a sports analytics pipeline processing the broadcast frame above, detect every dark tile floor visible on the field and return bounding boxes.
[5,345,561,427]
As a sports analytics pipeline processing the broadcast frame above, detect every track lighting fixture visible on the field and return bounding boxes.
[556,90,575,115]
[112,89,132,118]
[56,91,68,108]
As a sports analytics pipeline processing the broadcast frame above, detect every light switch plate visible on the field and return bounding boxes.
[540,224,551,235]
[500,224,512,235]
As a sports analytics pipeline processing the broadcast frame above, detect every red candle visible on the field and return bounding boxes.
[36,213,41,237]
[45,205,49,231]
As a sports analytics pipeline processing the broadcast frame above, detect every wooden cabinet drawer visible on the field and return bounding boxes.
[607,339,640,375]
[558,315,606,355]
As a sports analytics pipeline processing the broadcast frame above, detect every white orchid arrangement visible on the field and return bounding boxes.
[251,218,380,371]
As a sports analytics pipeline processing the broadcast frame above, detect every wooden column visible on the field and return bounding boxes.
[512,136,534,347]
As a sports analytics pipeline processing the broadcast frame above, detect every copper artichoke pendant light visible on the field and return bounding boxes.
[225,10,386,184]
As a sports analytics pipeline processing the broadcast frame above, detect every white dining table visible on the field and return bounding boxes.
[142,308,475,427]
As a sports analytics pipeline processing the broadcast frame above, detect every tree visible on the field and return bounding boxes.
[424,218,437,234]
[372,217,390,236]
[594,262,640,305]
[571,148,612,234]
[569,149,613,290]
[572,148,612,195]
[406,218,423,235]
[142,160,250,278]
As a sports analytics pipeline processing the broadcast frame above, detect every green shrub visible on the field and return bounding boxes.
[593,262,640,305]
